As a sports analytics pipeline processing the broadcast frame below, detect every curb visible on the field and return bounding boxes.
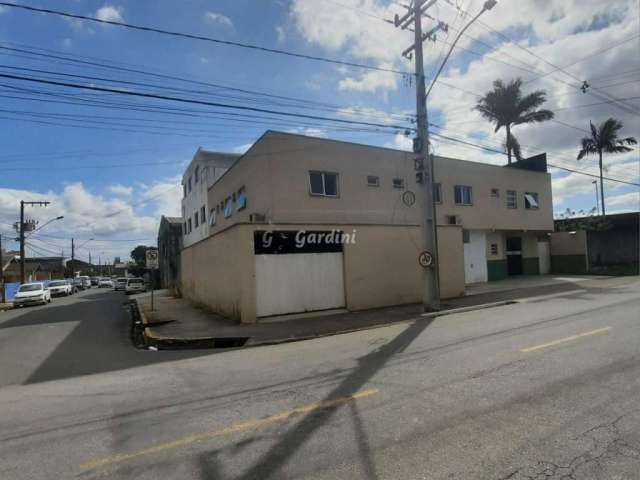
[132,297,518,351]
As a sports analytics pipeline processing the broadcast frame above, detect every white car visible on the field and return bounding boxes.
[47,280,72,297]
[125,278,147,295]
[98,278,114,288]
[13,282,51,307]
[114,277,128,291]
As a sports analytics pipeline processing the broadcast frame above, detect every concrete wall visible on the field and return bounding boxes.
[549,231,588,274]
[207,131,554,235]
[181,225,256,323]
[181,222,465,323]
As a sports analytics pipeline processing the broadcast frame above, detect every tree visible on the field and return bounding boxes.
[577,118,637,217]
[130,245,149,266]
[475,78,554,164]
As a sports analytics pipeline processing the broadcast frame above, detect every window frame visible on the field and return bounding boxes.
[201,205,206,224]
[209,208,216,226]
[194,211,199,228]
[454,185,473,206]
[223,197,233,218]
[433,183,442,204]
[308,171,339,197]
[392,178,405,190]
[194,165,200,183]
[187,218,192,233]
[506,190,518,209]
[524,192,540,210]
[366,175,380,187]
[237,187,247,210]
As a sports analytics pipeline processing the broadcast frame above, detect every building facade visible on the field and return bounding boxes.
[181,148,239,248]
[181,131,553,323]
[157,215,183,292]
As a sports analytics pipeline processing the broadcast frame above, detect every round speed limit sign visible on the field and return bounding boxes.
[418,250,434,268]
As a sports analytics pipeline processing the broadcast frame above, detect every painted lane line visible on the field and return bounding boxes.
[521,327,611,353]
[80,387,379,471]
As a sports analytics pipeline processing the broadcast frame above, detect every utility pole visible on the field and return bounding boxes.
[71,238,75,277]
[0,231,4,303]
[395,0,445,311]
[19,200,50,284]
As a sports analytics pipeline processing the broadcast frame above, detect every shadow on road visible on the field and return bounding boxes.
[236,316,435,480]
[1,290,212,386]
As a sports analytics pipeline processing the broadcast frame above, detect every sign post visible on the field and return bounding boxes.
[145,249,159,311]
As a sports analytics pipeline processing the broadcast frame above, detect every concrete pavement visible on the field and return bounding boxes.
[0,279,639,479]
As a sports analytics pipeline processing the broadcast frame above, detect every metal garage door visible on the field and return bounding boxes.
[254,230,346,318]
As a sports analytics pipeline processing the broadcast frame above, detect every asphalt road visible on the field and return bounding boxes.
[0,279,639,479]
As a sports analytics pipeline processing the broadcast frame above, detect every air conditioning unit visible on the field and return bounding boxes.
[249,213,267,224]
[446,215,462,225]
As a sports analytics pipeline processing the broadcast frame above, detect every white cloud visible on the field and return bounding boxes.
[0,183,170,262]
[338,66,398,93]
[275,26,286,43]
[204,12,233,28]
[606,191,640,208]
[95,5,124,22]
[108,184,133,196]
[233,143,254,154]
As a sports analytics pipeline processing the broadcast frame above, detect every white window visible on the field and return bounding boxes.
[392,178,405,189]
[237,187,247,210]
[367,175,380,187]
[507,190,517,209]
[454,185,472,205]
[524,192,539,209]
[309,171,339,197]
[209,208,216,226]
[224,197,233,218]
[434,183,442,203]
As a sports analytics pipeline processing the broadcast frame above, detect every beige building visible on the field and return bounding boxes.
[181,131,553,323]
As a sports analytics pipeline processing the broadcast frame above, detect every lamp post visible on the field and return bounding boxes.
[592,180,600,215]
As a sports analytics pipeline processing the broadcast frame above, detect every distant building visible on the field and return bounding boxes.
[181,148,239,248]
[4,256,66,283]
[180,131,553,323]
[551,212,639,275]
[157,215,183,292]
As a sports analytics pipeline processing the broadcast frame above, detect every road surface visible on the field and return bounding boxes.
[0,280,638,479]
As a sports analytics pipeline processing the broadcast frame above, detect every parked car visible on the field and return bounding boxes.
[78,276,91,289]
[73,277,85,291]
[98,278,113,288]
[114,277,128,291]
[12,282,51,307]
[90,277,100,286]
[48,280,72,297]
[125,278,147,295]
[67,279,78,294]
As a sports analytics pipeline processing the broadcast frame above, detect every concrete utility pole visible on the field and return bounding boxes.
[71,238,75,277]
[0,231,4,303]
[19,200,50,284]
[394,0,445,311]
[395,0,497,311]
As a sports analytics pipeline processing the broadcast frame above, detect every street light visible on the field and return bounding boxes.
[425,0,497,99]
[26,215,64,239]
[592,180,600,215]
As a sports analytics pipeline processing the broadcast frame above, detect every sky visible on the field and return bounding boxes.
[0,0,638,263]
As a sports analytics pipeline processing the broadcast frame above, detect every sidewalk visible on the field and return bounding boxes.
[135,276,639,349]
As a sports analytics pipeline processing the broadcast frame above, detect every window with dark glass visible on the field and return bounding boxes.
[309,171,338,197]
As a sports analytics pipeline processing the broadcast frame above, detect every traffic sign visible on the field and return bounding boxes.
[418,250,433,268]
[146,249,159,269]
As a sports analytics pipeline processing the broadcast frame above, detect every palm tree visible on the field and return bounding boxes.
[475,78,554,164]
[577,118,637,216]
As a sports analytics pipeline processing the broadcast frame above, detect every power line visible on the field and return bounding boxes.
[429,130,640,186]
[0,72,415,132]
[0,2,411,76]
